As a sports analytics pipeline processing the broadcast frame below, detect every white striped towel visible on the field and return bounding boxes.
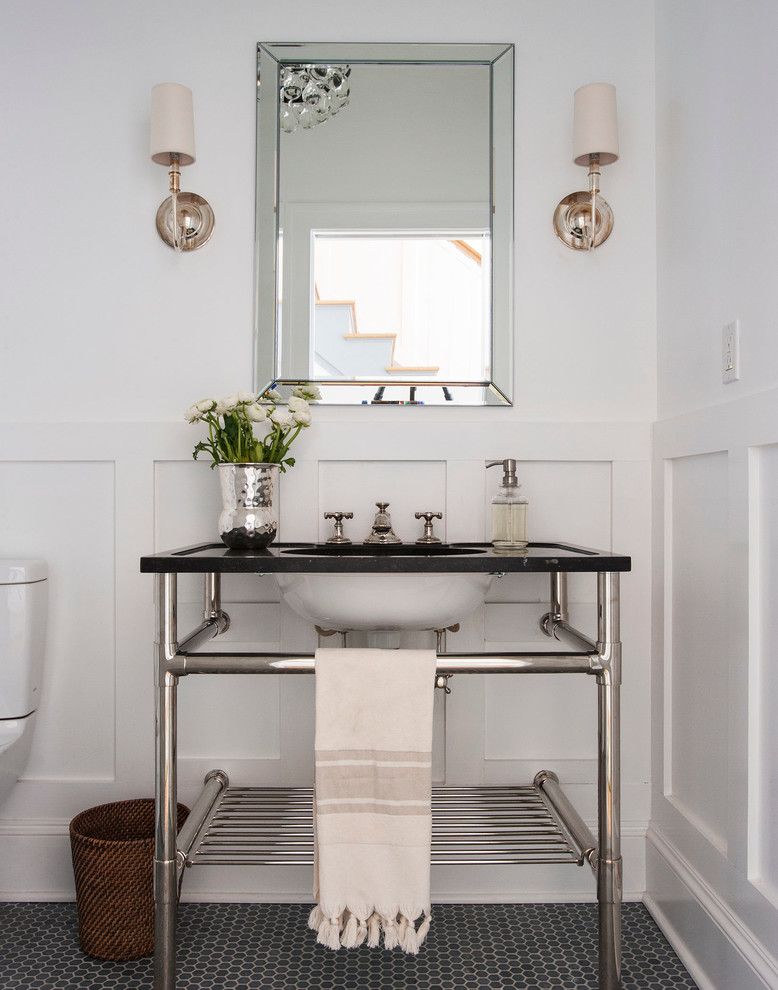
[308,647,437,953]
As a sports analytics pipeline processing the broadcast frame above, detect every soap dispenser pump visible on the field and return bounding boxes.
[487,459,529,551]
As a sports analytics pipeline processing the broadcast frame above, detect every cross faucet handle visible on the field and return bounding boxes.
[415,511,443,544]
[324,511,353,545]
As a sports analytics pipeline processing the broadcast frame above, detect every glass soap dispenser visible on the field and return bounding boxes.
[487,458,529,551]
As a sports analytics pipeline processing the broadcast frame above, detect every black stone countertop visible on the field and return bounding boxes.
[140,542,631,574]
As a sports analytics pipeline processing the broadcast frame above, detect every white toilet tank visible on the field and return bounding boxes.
[0,560,48,719]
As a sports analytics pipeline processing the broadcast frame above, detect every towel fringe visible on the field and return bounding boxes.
[315,914,343,951]
[401,919,419,955]
[382,915,399,950]
[311,906,431,954]
[367,912,381,948]
[340,912,359,949]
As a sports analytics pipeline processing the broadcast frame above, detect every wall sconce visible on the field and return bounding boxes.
[150,83,214,251]
[553,82,619,250]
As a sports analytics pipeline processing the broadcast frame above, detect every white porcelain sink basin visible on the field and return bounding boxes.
[274,546,492,631]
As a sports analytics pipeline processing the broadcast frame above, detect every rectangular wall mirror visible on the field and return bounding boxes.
[254,42,514,406]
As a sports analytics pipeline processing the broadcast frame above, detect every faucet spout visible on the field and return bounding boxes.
[364,502,402,545]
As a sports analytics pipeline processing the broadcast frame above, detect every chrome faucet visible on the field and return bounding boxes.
[364,502,402,544]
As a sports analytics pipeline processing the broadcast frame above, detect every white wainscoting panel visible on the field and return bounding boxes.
[750,443,778,908]
[0,421,650,902]
[177,674,281,762]
[483,460,612,605]
[0,461,116,782]
[177,604,282,762]
[666,451,730,854]
[317,460,447,543]
[484,604,598,762]
[650,389,778,990]
[483,460,609,764]
[154,459,222,545]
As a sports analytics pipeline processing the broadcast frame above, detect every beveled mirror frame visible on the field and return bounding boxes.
[254,42,514,406]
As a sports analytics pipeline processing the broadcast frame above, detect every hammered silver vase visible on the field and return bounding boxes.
[218,463,279,550]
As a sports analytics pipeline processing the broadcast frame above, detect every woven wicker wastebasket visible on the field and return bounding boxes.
[70,798,189,960]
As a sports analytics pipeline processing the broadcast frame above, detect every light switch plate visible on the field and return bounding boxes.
[722,320,740,384]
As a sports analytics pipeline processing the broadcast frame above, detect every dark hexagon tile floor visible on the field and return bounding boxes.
[0,901,696,989]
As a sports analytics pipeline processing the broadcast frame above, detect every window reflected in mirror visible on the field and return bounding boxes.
[312,234,490,384]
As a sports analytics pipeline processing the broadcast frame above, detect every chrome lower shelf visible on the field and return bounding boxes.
[185,784,587,868]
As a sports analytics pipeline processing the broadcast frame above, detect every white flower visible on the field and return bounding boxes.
[184,405,201,423]
[216,394,239,415]
[270,408,293,429]
[292,383,322,401]
[245,403,268,422]
[292,407,312,427]
[195,398,216,413]
[287,395,310,414]
[237,391,254,404]
[261,388,283,403]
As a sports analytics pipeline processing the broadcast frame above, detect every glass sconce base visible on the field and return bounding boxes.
[553,191,614,250]
[156,192,215,251]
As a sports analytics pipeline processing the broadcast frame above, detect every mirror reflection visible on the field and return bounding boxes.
[312,234,489,385]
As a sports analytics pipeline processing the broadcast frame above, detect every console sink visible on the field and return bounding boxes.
[275,545,492,631]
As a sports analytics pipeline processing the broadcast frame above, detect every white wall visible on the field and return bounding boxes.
[0,0,655,904]
[0,0,655,424]
[655,0,778,421]
[649,2,778,986]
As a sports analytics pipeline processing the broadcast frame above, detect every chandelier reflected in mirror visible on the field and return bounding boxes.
[279,64,351,133]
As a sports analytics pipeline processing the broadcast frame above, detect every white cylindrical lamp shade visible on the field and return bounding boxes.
[150,83,195,166]
[573,83,618,166]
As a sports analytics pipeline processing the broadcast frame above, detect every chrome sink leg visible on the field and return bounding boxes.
[203,573,230,634]
[596,571,622,989]
[540,572,568,636]
[155,573,178,990]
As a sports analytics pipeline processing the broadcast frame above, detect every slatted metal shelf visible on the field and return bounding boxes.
[185,785,587,868]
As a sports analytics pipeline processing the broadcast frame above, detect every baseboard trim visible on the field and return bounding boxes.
[646,824,777,989]
[0,818,70,836]
[643,892,715,990]
[0,819,645,907]
[0,890,75,902]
